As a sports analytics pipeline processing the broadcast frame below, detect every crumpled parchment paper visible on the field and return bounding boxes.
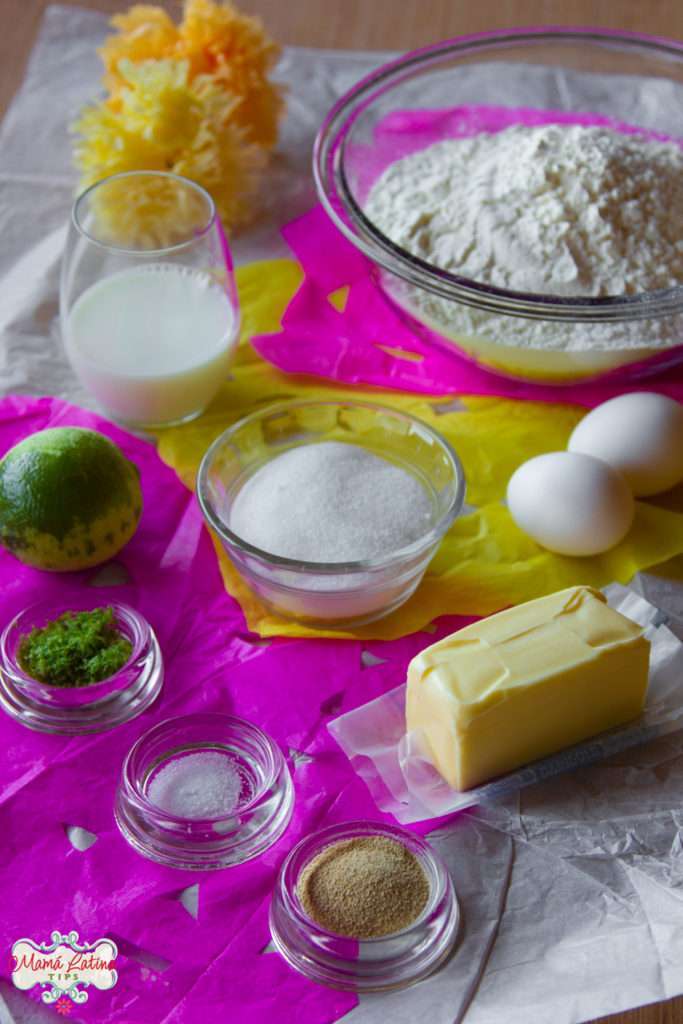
[1,8,683,1024]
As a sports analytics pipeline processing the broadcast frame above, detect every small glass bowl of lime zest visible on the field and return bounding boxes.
[0,597,163,734]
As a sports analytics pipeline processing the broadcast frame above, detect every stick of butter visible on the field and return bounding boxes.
[405,586,650,792]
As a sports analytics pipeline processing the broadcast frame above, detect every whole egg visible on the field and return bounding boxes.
[506,451,634,556]
[568,392,683,496]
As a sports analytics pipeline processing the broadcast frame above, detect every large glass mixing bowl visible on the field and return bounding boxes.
[314,28,683,383]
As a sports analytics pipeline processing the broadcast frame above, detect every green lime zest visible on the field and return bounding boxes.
[17,606,133,687]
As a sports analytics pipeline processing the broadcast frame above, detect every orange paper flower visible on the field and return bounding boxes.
[71,0,286,232]
[100,0,285,148]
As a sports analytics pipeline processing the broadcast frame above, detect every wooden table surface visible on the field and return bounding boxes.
[0,2,681,1023]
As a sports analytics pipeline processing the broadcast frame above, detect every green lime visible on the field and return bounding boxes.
[0,427,143,571]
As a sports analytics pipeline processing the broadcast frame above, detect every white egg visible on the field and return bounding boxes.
[568,392,683,496]
[506,451,634,556]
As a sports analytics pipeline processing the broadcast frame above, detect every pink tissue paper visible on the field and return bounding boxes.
[251,205,683,407]
[0,394,464,1024]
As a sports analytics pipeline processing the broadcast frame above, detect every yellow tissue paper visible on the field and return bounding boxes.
[153,258,683,640]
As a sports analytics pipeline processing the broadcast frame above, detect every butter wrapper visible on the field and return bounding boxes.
[328,584,683,823]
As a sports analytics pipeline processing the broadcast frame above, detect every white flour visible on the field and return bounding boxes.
[365,123,683,352]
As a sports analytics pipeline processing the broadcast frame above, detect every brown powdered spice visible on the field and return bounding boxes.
[297,835,430,938]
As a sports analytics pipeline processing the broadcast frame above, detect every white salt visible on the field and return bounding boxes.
[147,750,245,819]
[228,441,434,562]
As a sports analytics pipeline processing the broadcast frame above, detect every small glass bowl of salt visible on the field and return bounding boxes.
[196,400,465,628]
[114,713,294,870]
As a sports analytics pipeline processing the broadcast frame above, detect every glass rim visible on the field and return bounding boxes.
[195,398,467,574]
[71,170,218,256]
[313,26,683,323]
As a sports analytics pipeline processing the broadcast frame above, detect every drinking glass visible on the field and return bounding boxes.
[60,171,241,428]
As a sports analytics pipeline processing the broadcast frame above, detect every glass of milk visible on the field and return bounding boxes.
[60,171,241,428]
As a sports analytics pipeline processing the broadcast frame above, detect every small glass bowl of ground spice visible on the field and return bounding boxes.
[0,598,163,734]
[115,713,294,870]
[197,400,465,629]
[269,820,459,991]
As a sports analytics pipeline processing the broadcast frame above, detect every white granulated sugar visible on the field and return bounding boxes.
[365,123,683,352]
[147,751,244,819]
[228,441,434,562]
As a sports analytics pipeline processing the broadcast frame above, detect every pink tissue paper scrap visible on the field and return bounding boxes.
[250,205,683,408]
[0,394,461,1024]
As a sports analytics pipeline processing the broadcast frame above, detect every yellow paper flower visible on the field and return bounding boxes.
[72,58,268,231]
[71,0,286,232]
[99,0,285,148]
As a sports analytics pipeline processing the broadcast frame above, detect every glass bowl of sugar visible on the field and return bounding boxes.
[114,713,294,870]
[196,400,465,629]
[314,28,683,384]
